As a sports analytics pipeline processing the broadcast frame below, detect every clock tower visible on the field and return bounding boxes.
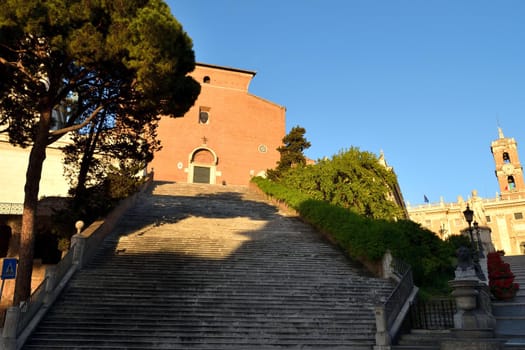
[491,127,525,200]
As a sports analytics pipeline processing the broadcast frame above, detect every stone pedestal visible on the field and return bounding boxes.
[445,273,499,350]
[450,279,479,314]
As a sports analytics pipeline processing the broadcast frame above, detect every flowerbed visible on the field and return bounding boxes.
[487,251,520,300]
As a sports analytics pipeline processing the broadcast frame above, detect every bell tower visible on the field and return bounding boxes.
[491,127,525,200]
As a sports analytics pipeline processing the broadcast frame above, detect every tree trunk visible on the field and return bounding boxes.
[73,141,93,207]
[73,120,100,208]
[13,110,52,305]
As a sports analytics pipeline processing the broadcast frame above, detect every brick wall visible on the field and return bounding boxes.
[150,63,286,186]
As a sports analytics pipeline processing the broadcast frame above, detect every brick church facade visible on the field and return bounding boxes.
[149,63,286,186]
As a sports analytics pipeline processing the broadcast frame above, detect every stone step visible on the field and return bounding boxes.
[46,299,377,311]
[34,321,376,332]
[392,329,450,350]
[495,316,525,337]
[493,302,525,317]
[24,336,376,349]
[43,308,376,319]
[22,182,394,349]
[504,338,525,350]
[495,254,525,338]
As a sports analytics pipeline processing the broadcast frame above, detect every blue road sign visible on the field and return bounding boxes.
[1,258,17,280]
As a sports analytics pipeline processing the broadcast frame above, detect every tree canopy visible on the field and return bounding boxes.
[279,147,404,220]
[0,0,200,304]
[267,125,311,180]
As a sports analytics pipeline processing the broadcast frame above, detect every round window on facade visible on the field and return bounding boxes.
[258,144,267,153]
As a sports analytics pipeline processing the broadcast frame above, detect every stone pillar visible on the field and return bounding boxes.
[441,248,500,350]
[381,251,394,279]
[373,306,391,350]
[43,265,56,304]
[70,234,86,269]
[2,306,20,350]
[450,279,482,329]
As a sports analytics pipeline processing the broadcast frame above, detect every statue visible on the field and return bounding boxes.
[455,246,477,279]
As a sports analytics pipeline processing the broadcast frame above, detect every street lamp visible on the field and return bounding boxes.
[463,205,474,244]
[463,204,486,281]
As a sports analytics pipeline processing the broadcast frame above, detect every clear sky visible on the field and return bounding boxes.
[166,0,525,206]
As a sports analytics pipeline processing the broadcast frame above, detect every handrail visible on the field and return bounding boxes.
[0,172,154,350]
[375,255,418,349]
[16,278,47,336]
[54,248,74,284]
[384,263,414,331]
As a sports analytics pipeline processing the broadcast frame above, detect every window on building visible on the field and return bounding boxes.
[485,215,491,223]
[503,152,511,163]
[514,212,523,220]
[199,107,210,124]
[507,176,516,190]
[203,76,210,83]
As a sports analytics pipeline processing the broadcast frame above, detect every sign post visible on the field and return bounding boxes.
[0,258,18,302]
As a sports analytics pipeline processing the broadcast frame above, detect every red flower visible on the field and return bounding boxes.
[487,251,519,300]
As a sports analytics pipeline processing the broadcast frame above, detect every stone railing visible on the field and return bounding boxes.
[374,252,419,350]
[0,174,153,350]
[0,203,23,215]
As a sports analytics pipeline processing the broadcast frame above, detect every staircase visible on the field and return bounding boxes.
[493,254,525,345]
[22,182,395,349]
[393,254,525,350]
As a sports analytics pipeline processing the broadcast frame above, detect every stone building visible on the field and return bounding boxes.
[149,63,286,186]
[0,134,70,210]
[408,128,525,255]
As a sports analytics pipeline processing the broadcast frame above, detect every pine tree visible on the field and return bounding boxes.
[268,125,311,180]
[0,0,200,304]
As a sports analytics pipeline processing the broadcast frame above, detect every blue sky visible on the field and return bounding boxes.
[166,0,525,206]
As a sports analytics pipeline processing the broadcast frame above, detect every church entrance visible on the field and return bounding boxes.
[193,166,211,184]
[188,147,218,185]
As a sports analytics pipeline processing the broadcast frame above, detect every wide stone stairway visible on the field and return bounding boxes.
[22,182,395,349]
[493,254,525,343]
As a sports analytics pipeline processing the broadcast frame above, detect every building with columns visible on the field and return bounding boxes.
[149,63,286,186]
[408,128,525,255]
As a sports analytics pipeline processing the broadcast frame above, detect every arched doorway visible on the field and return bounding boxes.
[188,147,218,184]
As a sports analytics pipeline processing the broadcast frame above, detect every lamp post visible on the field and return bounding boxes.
[463,205,475,245]
[463,204,486,281]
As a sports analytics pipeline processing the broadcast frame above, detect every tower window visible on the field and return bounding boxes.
[203,76,210,83]
[507,176,516,190]
[199,107,210,124]
[503,152,511,163]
